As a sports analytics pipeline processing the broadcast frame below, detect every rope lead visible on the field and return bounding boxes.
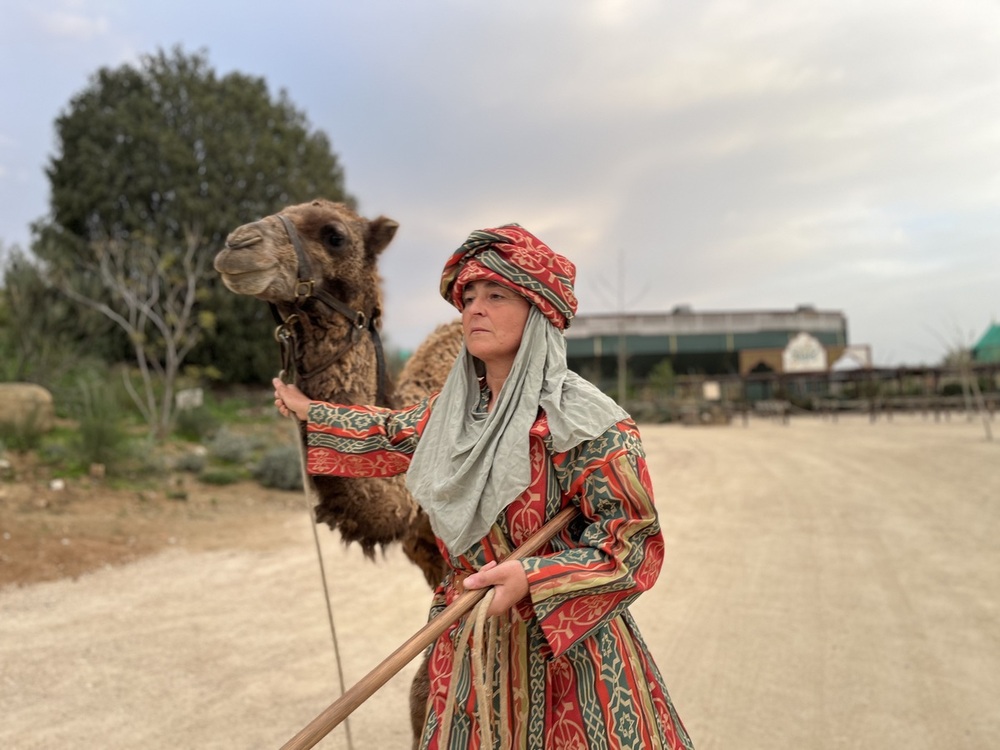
[288,406,355,750]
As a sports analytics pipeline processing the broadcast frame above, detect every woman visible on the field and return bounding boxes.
[274,224,693,750]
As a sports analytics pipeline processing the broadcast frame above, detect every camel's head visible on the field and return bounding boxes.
[213,199,399,304]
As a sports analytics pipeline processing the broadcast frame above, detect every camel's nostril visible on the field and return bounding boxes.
[226,235,262,250]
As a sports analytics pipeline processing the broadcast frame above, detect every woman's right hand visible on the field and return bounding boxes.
[272,377,311,421]
[462,559,530,616]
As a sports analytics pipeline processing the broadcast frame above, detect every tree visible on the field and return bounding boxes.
[1,245,104,383]
[941,344,993,441]
[54,228,211,438]
[647,358,676,396]
[31,47,353,435]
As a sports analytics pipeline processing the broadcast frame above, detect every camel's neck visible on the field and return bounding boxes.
[277,298,386,407]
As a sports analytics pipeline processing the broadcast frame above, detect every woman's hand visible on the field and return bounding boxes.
[462,560,530,617]
[272,377,311,421]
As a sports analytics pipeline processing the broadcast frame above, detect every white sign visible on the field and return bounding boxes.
[782,332,827,372]
[175,387,204,411]
[702,381,721,401]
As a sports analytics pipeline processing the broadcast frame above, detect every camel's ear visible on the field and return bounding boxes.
[366,216,400,258]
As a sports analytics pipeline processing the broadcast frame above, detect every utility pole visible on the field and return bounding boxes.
[617,251,627,404]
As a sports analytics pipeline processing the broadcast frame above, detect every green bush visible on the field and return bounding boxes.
[0,412,45,452]
[173,406,220,442]
[199,468,243,485]
[175,451,207,473]
[70,380,130,471]
[253,444,304,490]
[207,427,261,465]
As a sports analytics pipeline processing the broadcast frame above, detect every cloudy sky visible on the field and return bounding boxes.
[1,0,998,366]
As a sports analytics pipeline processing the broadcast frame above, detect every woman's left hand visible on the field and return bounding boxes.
[462,560,530,616]
[272,377,311,421]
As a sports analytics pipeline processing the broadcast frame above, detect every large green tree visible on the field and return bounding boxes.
[31,47,352,434]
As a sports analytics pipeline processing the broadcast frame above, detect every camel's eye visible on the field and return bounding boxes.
[320,225,346,252]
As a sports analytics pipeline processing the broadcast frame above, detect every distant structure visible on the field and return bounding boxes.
[565,304,857,386]
[564,307,1000,418]
[972,323,1000,363]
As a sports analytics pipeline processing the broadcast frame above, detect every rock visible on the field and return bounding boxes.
[0,382,55,433]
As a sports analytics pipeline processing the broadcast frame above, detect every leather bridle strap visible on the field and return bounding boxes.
[277,214,369,328]
[268,214,390,406]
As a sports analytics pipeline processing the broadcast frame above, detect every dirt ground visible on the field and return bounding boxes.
[2,414,998,749]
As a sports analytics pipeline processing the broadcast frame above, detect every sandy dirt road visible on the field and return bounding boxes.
[2,414,998,749]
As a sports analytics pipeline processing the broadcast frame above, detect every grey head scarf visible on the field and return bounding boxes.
[405,225,628,556]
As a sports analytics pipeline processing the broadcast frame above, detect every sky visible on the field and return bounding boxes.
[1,0,998,366]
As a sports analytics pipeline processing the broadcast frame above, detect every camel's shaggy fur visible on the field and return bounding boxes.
[214,199,461,586]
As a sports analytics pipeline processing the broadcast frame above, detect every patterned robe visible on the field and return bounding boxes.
[305,393,693,750]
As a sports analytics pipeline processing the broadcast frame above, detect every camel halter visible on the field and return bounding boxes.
[269,213,390,406]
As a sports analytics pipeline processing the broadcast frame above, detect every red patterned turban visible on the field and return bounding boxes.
[440,224,578,329]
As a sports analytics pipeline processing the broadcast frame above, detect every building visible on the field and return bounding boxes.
[972,324,1000,364]
[565,305,852,388]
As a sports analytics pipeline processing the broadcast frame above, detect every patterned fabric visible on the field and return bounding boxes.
[405,309,628,556]
[305,397,694,750]
[439,225,578,329]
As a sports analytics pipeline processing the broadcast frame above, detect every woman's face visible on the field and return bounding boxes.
[461,280,531,372]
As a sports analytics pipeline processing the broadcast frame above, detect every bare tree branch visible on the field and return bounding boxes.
[52,228,212,439]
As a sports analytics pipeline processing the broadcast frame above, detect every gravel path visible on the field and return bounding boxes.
[3,415,998,749]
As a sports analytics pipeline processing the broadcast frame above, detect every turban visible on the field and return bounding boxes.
[440,224,577,329]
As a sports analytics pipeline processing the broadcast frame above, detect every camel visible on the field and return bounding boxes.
[214,199,463,743]
[213,198,462,583]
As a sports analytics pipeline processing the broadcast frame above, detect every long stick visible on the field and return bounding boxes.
[280,505,579,750]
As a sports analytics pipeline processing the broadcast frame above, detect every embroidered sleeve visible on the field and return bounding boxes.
[520,428,664,659]
[304,395,436,477]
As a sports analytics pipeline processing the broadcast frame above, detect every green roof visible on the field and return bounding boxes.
[973,324,1000,363]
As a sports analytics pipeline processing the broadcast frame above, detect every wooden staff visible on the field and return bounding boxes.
[280,505,579,750]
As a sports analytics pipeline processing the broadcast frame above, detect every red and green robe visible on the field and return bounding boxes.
[305,393,693,750]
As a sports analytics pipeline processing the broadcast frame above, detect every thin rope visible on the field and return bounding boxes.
[439,589,500,749]
[498,619,512,750]
[438,602,478,747]
[290,415,355,750]
[471,590,496,748]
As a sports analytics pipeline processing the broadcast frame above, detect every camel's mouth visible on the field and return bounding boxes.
[222,269,275,294]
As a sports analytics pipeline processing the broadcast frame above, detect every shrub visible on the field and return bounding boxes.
[199,468,243,485]
[175,451,207,473]
[0,411,45,452]
[941,382,964,397]
[173,406,220,442]
[63,379,130,473]
[253,444,304,491]
[207,427,260,465]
